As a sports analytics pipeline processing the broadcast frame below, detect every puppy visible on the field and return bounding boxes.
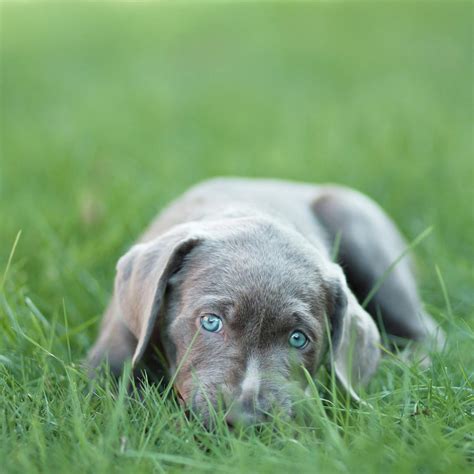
[88,178,444,425]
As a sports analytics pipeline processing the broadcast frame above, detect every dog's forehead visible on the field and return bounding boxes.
[189,222,321,282]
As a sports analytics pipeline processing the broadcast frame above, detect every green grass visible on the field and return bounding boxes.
[1,1,473,473]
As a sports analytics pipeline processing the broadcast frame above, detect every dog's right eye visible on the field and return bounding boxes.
[200,314,223,333]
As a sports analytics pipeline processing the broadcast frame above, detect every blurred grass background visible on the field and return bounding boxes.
[0,1,473,473]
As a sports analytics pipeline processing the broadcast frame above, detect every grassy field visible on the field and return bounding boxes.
[1,1,473,473]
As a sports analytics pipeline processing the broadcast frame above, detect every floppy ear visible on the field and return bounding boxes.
[87,224,203,375]
[326,265,381,401]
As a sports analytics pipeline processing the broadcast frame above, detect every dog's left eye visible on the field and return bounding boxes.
[200,314,223,333]
[289,330,308,349]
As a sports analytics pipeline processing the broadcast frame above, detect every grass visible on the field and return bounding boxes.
[0,1,473,473]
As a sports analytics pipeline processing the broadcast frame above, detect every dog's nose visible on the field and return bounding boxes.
[224,397,267,428]
[225,407,265,428]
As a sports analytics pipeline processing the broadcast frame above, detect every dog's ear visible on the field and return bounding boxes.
[88,223,204,374]
[325,265,381,401]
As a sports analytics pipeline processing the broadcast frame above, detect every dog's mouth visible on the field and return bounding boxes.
[176,386,296,429]
[172,383,187,407]
[174,388,266,428]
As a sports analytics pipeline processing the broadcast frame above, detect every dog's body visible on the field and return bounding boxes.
[89,178,444,424]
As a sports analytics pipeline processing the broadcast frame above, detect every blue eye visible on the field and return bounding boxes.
[289,330,308,349]
[200,314,223,333]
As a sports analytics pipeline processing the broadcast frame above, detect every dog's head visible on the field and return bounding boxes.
[94,217,380,425]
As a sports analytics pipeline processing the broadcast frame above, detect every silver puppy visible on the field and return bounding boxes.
[88,178,444,425]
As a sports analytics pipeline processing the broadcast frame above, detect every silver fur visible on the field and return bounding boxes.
[88,178,444,425]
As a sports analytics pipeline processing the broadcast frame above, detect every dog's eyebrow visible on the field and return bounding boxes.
[292,311,315,326]
[287,299,317,331]
[286,299,313,322]
[193,295,235,315]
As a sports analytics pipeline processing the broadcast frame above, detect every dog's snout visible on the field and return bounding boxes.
[225,396,267,428]
[224,358,268,427]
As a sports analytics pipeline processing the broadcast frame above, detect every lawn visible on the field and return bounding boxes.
[0,1,473,473]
